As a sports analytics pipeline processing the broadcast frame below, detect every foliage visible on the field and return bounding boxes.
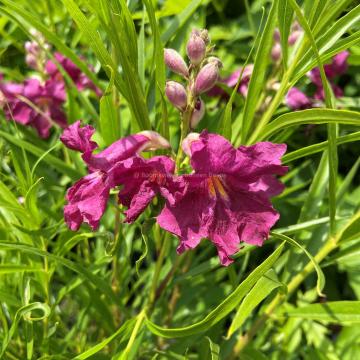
[0,0,359,359]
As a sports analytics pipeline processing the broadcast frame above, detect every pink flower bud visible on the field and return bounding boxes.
[273,28,281,42]
[194,58,222,95]
[271,43,282,62]
[182,132,200,156]
[138,131,171,151]
[165,81,187,111]
[164,48,189,78]
[288,30,301,45]
[190,99,205,129]
[187,30,206,65]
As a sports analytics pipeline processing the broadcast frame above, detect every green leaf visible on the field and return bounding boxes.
[73,318,136,360]
[241,0,278,143]
[259,109,360,141]
[219,8,264,140]
[283,301,360,323]
[61,0,150,131]
[298,152,328,224]
[0,242,117,303]
[0,265,43,274]
[99,67,121,145]
[145,243,284,338]
[227,269,284,338]
[0,130,82,180]
[282,131,360,163]
[277,0,293,70]
[1,302,50,357]
[206,337,220,360]
[143,0,169,139]
[271,232,325,296]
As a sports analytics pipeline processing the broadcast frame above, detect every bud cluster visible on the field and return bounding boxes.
[25,29,51,72]
[164,29,222,129]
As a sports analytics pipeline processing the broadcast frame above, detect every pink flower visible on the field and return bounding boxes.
[46,52,102,96]
[157,131,287,266]
[114,155,181,223]
[309,51,350,86]
[0,76,66,138]
[61,122,172,230]
[286,87,312,110]
[287,51,350,109]
[207,65,253,98]
[308,51,349,101]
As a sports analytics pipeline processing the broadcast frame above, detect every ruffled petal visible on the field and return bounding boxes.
[64,171,110,231]
[60,120,98,154]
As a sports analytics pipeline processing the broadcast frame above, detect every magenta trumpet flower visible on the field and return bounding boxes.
[46,52,102,96]
[157,131,287,266]
[61,121,172,230]
[0,76,66,138]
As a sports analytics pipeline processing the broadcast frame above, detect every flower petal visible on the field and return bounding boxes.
[64,171,110,231]
[60,120,98,154]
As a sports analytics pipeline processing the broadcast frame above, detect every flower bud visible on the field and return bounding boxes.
[139,130,171,151]
[164,48,189,78]
[182,132,200,156]
[288,30,301,45]
[271,43,282,62]
[165,81,187,111]
[190,99,205,129]
[194,58,222,95]
[25,41,41,69]
[187,30,206,65]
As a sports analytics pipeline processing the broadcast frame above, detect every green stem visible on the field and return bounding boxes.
[175,93,195,171]
[148,232,170,308]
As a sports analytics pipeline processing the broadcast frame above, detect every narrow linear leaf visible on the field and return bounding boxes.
[0,130,82,180]
[271,232,325,296]
[241,0,278,143]
[283,301,360,323]
[99,66,120,145]
[277,0,293,70]
[73,318,136,360]
[282,131,360,163]
[146,243,284,338]
[0,242,117,303]
[260,109,360,141]
[227,269,284,338]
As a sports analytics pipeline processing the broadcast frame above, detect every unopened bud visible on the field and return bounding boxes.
[165,81,187,111]
[187,30,206,65]
[139,130,170,151]
[182,132,200,156]
[164,48,189,78]
[288,30,301,45]
[194,59,222,95]
[271,43,282,62]
[190,99,205,129]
